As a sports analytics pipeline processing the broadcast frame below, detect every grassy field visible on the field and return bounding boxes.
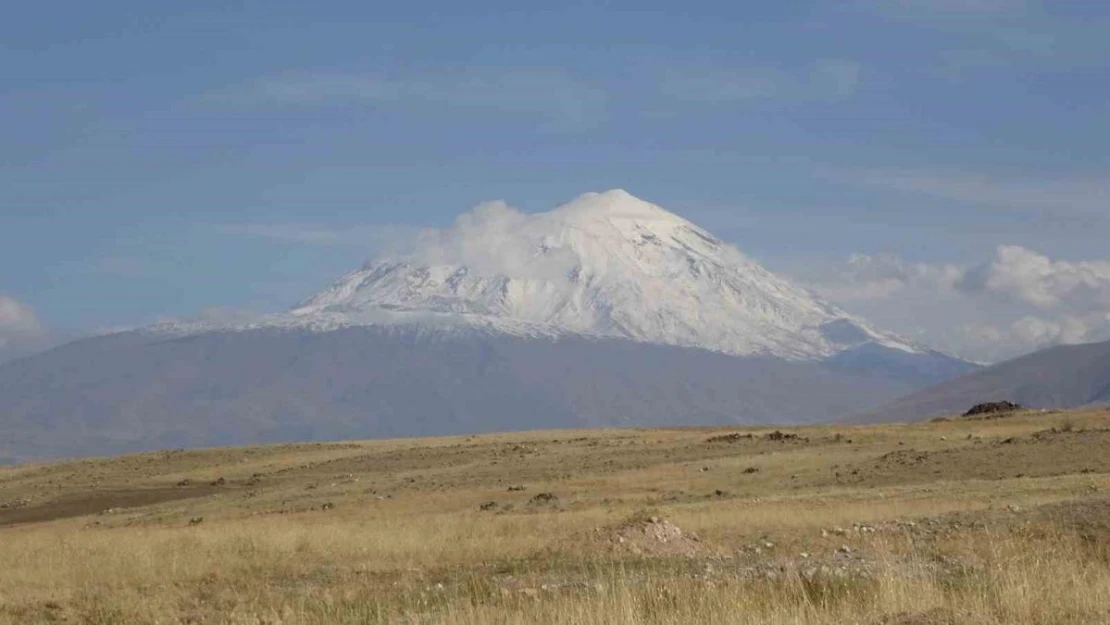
[2,407,1110,624]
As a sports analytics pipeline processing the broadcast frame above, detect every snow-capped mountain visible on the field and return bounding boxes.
[287,189,922,360]
[0,190,976,462]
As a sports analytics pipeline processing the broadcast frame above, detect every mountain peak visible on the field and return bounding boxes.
[577,188,637,201]
[567,188,645,208]
[555,189,680,223]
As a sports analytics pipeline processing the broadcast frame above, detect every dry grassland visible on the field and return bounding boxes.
[2,407,1109,624]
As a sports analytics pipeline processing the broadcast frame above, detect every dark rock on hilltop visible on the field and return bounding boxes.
[963,401,1024,417]
[763,430,807,442]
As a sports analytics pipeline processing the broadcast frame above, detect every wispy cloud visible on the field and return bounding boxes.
[210,68,606,130]
[0,294,55,362]
[804,253,964,302]
[924,18,1106,77]
[825,167,1110,218]
[871,0,1032,16]
[832,0,1107,78]
[217,223,418,250]
[0,295,45,344]
[658,59,862,104]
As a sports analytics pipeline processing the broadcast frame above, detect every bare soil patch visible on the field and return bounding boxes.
[844,429,1110,486]
[873,608,958,625]
[591,514,707,557]
[0,486,218,527]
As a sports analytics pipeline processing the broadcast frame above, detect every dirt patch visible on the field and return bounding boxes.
[706,432,754,443]
[528,492,559,506]
[591,515,705,557]
[0,487,218,527]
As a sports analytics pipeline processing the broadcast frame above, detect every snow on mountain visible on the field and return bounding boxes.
[280,189,926,360]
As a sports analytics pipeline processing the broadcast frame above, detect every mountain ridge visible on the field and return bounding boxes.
[0,325,936,463]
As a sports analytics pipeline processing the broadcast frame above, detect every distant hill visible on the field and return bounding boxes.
[855,338,1110,422]
[0,326,950,463]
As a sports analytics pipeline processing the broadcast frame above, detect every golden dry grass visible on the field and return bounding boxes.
[1,407,1109,624]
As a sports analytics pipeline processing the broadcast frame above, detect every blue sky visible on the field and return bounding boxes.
[2,0,1109,361]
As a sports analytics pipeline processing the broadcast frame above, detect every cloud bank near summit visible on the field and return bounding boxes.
[0,295,52,363]
[401,201,582,285]
[799,245,1110,363]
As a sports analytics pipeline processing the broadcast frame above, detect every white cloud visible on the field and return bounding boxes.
[959,245,1110,310]
[814,246,1110,311]
[405,200,580,284]
[0,295,45,344]
[213,68,606,129]
[659,59,863,104]
[799,246,1110,362]
[0,295,52,362]
[806,253,963,301]
[946,314,1109,361]
[1009,315,1096,345]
